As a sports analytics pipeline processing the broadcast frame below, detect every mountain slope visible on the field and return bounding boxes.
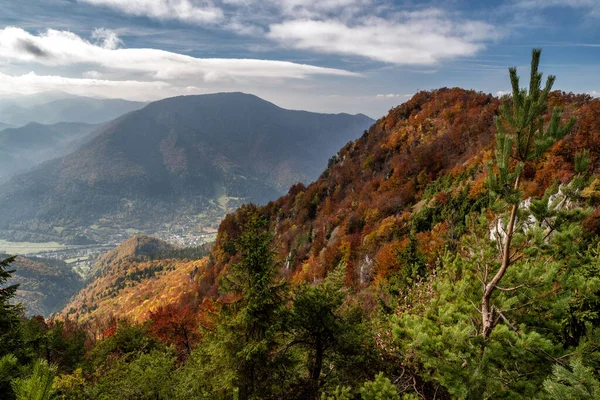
[0,93,373,242]
[61,235,208,323]
[203,88,599,294]
[5,254,84,317]
[60,88,600,326]
[0,122,98,180]
[0,97,145,126]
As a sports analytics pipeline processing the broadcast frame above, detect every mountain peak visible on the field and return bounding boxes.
[0,94,373,244]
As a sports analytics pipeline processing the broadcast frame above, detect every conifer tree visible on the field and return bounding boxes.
[11,359,57,400]
[360,372,400,400]
[544,359,600,399]
[222,208,288,399]
[0,256,24,357]
[184,207,289,399]
[482,49,576,338]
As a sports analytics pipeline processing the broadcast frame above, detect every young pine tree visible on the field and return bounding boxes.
[11,359,57,400]
[482,48,576,338]
[544,359,600,400]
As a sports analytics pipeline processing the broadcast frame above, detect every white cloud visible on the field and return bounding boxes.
[91,28,123,50]
[516,0,598,8]
[268,10,499,65]
[78,0,224,24]
[496,90,512,97]
[0,27,359,100]
[0,71,170,100]
[0,27,357,81]
[82,70,103,79]
[76,1,497,66]
[268,0,373,18]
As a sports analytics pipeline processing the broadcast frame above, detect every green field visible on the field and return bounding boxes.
[0,239,66,255]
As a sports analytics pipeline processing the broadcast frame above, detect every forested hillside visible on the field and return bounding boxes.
[3,255,83,316]
[0,122,98,181]
[62,236,210,323]
[0,93,373,244]
[1,51,600,399]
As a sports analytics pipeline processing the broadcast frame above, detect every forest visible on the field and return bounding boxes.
[2,49,600,399]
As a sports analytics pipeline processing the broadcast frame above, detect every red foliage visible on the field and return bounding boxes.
[148,303,200,359]
[102,324,117,339]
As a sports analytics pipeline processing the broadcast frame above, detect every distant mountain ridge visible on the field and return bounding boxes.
[0,92,374,242]
[0,122,99,180]
[0,96,145,126]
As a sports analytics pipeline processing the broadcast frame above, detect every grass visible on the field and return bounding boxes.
[0,239,66,255]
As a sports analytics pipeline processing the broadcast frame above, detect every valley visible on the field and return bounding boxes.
[0,92,372,319]
[0,93,373,252]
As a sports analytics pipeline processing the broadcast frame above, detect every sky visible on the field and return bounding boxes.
[0,0,598,118]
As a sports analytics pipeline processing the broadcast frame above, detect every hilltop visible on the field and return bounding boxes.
[0,96,145,126]
[62,235,208,323]
[36,87,600,398]
[63,88,600,320]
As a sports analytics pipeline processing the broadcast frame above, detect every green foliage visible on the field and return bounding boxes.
[544,359,600,399]
[53,368,88,400]
[0,354,18,397]
[89,323,162,370]
[360,372,400,400]
[0,354,17,381]
[321,385,352,400]
[487,48,575,200]
[289,264,379,397]
[179,208,290,399]
[289,266,348,396]
[0,256,24,358]
[91,349,176,400]
[11,359,56,400]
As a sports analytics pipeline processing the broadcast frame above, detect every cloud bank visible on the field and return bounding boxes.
[268,11,497,65]
[75,0,498,65]
[0,27,357,98]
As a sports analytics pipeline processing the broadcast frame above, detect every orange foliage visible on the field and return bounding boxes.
[149,303,200,359]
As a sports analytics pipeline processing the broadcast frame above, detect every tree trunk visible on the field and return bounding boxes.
[481,175,521,338]
[310,338,324,399]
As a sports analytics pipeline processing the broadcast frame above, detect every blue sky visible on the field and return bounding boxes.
[0,0,598,117]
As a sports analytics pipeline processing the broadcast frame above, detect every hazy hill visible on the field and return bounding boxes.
[0,96,145,126]
[4,254,83,317]
[0,122,98,180]
[0,93,373,241]
[0,122,13,131]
